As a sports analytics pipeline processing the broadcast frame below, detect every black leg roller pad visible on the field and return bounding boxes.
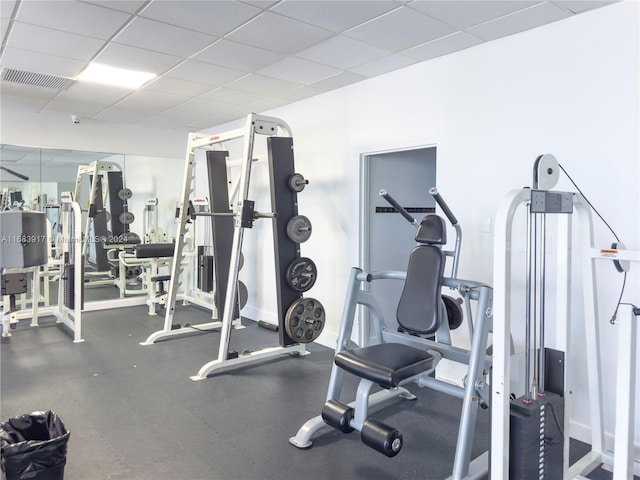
[361,418,403,457]
[321,400,354,434]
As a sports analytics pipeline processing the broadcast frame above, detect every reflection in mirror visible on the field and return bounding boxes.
[0,145,136,304]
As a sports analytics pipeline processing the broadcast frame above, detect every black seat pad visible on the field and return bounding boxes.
[150,275,172,282]
[136,243,174,258]
[335,343,434,389]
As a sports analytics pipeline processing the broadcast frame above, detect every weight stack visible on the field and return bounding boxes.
[509,391,564,479]
[197,246,214,293]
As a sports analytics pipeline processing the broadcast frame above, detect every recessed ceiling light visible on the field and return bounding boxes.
[77,63,156,89]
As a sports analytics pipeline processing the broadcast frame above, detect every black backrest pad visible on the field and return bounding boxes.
[415,214,447,245]
[396,244,446,335]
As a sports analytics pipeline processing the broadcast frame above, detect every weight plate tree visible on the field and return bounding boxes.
[268,137,324,346]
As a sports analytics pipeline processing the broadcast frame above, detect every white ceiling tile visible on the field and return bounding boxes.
[0,47,85,77]
[271,0,399,32]
[0,145,37,162]
[200,87,264,105]
[7,22,105,60]
[15,1,131,40]
[408,1,542,30]
[0,84,57,110]
[349,53,417,77]
[94,43,182,74]
[0,1,17,19]
[143,98,236,125]
[113,17,216,57]
[102,89,190,116]
[240,1,279,8]
[227,11,334,54]
[249,96,291,112]
[140,1,261,36]
[552,0,619,14]
[55,81,132,105]
[275,85,325,102]
[467,2,571,41]
[83,1,147,14]
[194,39,285,71]
[345,7,456,51]
[295,35,391,70]
[258,57,341,84]
[403,31,483,61]
[45,97,116,117]
[146,76,212,97]
[309,71,367,91]
[165,60,245,86]
[225,73,301,95]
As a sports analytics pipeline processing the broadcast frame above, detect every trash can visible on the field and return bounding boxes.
[1,411,70,480]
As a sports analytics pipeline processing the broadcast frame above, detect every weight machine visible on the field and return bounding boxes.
[1,192,84,342]
[74,160,140,283]
[491,154,639,479]
[142,114,325,381]
[290,188,492,480]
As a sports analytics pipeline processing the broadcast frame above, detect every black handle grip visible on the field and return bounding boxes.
[379,189,416,224]
[429,187,458,225]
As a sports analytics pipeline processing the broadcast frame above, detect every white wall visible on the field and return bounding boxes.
[0,95,186,159]
[205,1,639,451]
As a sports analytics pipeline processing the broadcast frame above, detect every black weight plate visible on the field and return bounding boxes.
[286,215,312,243]
[285,257,317,292]
[118,211,135,225]
[284,297,325,344]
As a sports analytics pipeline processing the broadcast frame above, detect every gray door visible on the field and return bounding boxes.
[360,146,437,341]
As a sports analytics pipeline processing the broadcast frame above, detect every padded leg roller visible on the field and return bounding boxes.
[321,400,354,433]
[361,418,403,457]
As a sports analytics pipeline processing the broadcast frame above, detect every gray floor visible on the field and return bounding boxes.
[0,293,611,480]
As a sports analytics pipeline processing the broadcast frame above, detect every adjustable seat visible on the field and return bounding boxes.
[323,214,448,456]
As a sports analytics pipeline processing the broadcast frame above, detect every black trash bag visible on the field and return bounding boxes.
[1,411,70,480]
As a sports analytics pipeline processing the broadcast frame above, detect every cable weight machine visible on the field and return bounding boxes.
[491,154,639,479]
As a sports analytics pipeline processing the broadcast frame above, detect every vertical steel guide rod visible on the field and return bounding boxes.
[532,212,539,401]
[525,205,533,403]
[538,213,547,395]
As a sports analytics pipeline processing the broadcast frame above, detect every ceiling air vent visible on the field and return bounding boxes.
[1,67,75,89]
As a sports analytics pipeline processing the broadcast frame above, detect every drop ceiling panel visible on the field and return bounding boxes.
[84,1,147,14]
[349,53,418,77]
[258,57,341,84]
[226,73,301,95]
[56,81,132,105]
[94,43,182,74]
[466,2,571,41]
[0,1,17,18]
[193,39,285,71]
[275,85,326,102]
[271,0,400,33]
[0,47,85,77]
[345,7,456,52]
[164,60,245,86]
[403,31,483,62]
[408,1,542,30]
[139,0,262,36]
[296,35,391,70]
[113,16,216,57]
[227,12,334,54]
[44,97,113,117]
[552,0,619,14]
[99,89,190,116]
[309,71,367,91]
[199,87,265,106]
[0,82,60,106]
[15,1,131,40]
[145,76,213,97]
[7,22,105,61]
